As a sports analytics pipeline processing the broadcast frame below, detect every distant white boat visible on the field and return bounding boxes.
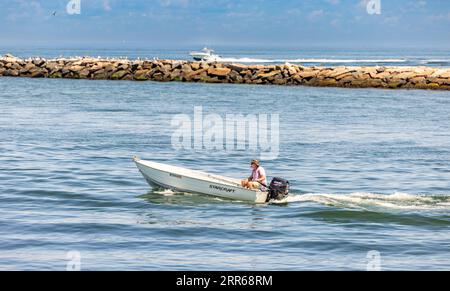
[189,47,222,62]
[133,157,270,203]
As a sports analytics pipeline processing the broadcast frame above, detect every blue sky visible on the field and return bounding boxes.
[1,0,450,48]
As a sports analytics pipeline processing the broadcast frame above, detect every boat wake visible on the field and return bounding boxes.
[419,59,450,65]
[285,192,450,211]
[149,186,450,211]
[215,57,408,64]
[153,189,179,196]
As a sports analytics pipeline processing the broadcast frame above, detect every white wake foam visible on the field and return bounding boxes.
[216,57,408,64]
[285,192,450,210]
[153,189,178,196]
[419,59,450,64]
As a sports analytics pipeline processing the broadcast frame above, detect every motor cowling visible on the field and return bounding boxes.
[267,177,289,201]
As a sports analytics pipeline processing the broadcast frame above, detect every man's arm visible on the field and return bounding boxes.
[256,168,266,184]
[256,175,266,183]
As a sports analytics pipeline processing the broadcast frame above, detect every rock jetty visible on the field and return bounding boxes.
[1,54,449,90]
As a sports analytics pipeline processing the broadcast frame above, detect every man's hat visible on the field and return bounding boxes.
[251,159,260,166]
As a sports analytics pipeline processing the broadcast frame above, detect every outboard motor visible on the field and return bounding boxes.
[267,177,289,201]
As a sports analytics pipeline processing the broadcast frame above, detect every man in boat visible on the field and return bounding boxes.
[241,160,267,190]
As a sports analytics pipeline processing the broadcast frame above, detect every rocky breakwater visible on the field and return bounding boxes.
[1,54,450,90]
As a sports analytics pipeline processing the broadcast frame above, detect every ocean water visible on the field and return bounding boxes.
[2,46,450,67]
[1,48,450,270]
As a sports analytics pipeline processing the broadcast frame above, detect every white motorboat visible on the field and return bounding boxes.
[133,157,269,203]
[189,47,222,62]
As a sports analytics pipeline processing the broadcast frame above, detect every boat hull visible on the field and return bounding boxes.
[134,158,268,203]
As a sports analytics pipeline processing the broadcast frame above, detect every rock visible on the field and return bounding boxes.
[337,74,353,83]
[111,70,128,80]
[361,67,378,76]
[412,68,432,77]
[142,61,153,70]
[348,79,372,88]
[90,64,105,72]
[181,64,192,73]
[371,71,391,79]
[298,70,317,79]
[0,56,449,91]
[92,69,108,79]
[5,69,19,76]
[2,53,19,63]
[45,62,60,71]
[191,62,201,70]
[285,65,298,76]
[203,76,221,83]
[251,78,263,84]
[69,65,84,72]
[257,70,281,79]
[121,74,134,81]
[200,62,210,69]
[131,62,142,71]
[20,62,36,74]
[387,80,407,88]
[365,79,384,87]
[248,65,265,70]
[184,68,207,79]
[442,78,450,85]
[430,69,448,78]
[292,74,306,83]
[32,59,45,67]
[207,67,231,77]
[169,69,181,79]
[431,78,450,85]
[229,70,243,83]
[424,83,440,89]
[335,72,353,80]
[317,79,338,87]
[152,72,169,82]
[226,63,248,73]
[438,71,450,78]
[49,71,62,78]
[273,78,287,85]
[327,67,349,78]
[410,77,426,84]
[29,68,46,78]
[395,72,416,80]
[104,64,116,73]
[118,63,130,71]
[78,69,91,78]
[134,69,149,81]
